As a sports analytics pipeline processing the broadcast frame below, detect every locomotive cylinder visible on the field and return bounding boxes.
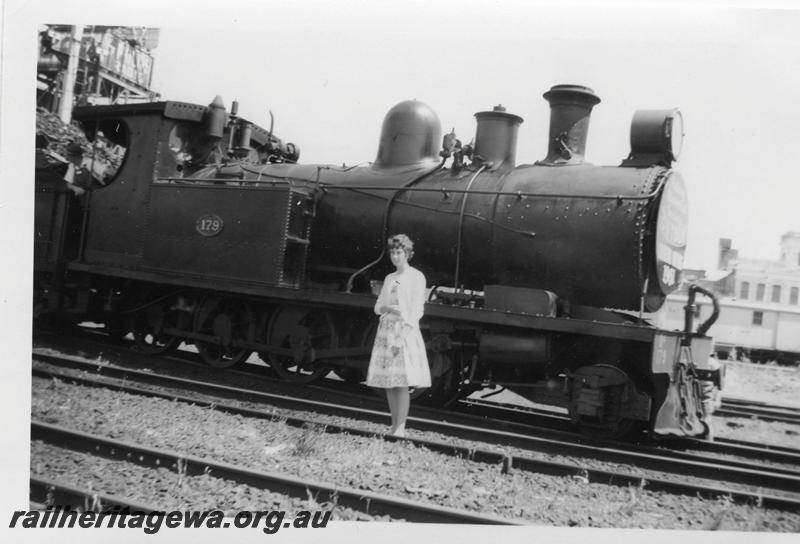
[479,329,549,367]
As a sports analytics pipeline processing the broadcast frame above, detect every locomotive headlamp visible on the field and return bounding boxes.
[623,109,683,167]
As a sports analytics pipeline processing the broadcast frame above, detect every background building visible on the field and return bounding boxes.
[727,232,800,307]
[37,25,160,120]
[654,232,800,364]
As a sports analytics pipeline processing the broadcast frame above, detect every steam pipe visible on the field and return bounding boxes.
[453,164,488,289]
[345,158,446,293]
[682,284,720,345]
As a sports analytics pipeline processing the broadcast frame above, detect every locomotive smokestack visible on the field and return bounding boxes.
[473,105,523,171]
[539,84,601,166]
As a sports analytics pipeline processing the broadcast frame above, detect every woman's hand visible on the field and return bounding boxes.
[379,304,402,316]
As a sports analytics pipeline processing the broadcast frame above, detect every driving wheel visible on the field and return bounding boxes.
[193,296,255,368]
[132,295,184,355]
[267,306,337,383]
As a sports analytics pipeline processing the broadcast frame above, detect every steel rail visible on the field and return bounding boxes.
[723,397,800,414]
[716,401,800,425]
[45,330,800,430]
[31,421,521,524]
[34,345,800,468]
[714,436,800,455]
[33,351,800,477]
[31,356,800,501]
[29,476,163,513]
[454,397,800,466]
[715,408,800,425]
[30,372,800,513]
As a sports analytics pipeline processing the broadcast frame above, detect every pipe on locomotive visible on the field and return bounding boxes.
[453,163,488,289]
[683,285,721,342]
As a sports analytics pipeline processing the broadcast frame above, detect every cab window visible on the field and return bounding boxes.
[77,118,129,187]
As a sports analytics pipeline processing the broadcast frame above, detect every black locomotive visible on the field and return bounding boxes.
[33,84,722,438]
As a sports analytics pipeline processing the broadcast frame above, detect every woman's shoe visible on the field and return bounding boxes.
[390,427,406,438]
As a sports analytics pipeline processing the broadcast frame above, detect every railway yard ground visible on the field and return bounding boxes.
[715,360,800,447]
[25,333,800,531]
[722,359,800,407]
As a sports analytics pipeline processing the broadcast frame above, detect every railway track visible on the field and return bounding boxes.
[33,336,800,466]
[53,325,800,426]
[453,397,800,465]
[30,477,163,513]
[718,398,800,425]
[41,326,800,432]
[31,421,516,524]
[31,350,800,511]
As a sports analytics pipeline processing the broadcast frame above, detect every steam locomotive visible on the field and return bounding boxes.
[33,84,722,438]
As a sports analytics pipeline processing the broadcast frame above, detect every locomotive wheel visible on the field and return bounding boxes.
[331,318,376,384]
[267,306,337,383]
[569,364,641,440]
[132,297,183,355]
[419,350,466,407]
[254,308,278,377]
[332,367,368,384]
[105,315,131,341]
[193,297,255,368]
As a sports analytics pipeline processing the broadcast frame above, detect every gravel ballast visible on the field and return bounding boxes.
[30,375,800,530]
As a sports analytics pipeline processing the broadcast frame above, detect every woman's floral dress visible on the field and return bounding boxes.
[366,277,431,388]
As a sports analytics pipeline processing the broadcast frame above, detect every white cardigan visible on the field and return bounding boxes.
[373,267,427,326]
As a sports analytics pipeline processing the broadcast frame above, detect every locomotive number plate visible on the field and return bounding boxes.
[196,214,224,237]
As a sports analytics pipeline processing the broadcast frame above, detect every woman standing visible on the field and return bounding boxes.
[366,234,431,437]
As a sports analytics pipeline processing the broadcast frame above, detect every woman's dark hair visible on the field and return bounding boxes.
[388,234,414,261]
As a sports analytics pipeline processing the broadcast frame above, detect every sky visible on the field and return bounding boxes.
[4,0,800,271]
[2,0,800,541]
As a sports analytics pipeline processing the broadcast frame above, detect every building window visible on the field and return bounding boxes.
[740,281,749,299]
[756,283,765,301]
[791,287,799,305]
[772,285,782,303]
[752,311,763,325]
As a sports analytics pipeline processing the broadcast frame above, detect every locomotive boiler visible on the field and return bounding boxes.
[33,84,722,439]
